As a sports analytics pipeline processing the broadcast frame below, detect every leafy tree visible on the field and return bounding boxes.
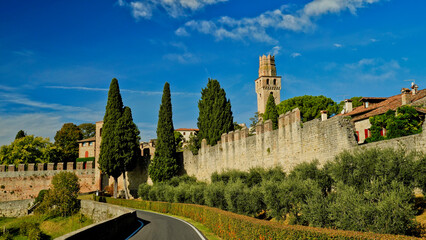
[277,95,338,122]
[15,130,26,139]
[36,171,80,217]
[367,105,423,143]
[0,135,57,165]
[78,123,96,139]
[337,96,363,113]
[99,78,124,198]
[116,106,141,199]
[263,93,279,130]
[174,131,184,151]
[54,123,83,162]
[149,82,179,182]
[187,133,200,155]
[197,79,234,146]
[249,112,261,134]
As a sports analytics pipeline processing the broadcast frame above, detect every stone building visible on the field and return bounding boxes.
[175,128,198,147]
[255,55,282,115]
[77,137,95,158]
[341,84,426,143]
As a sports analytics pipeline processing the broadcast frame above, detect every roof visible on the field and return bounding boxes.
[175,128,199,131]
[359,97,387,102]
[77,137,96,143]
[343,89,426,122]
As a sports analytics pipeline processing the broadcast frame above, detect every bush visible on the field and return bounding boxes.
[174,184,192,203]
[36,171,80,217]
[188,183,206,205]
[34,189,49,204]
[204,181,227,210]
[167,175,197,187]
[138,183,151,200]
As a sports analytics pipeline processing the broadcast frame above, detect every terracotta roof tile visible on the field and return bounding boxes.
[77,137,96,143]
[175,128,199,131]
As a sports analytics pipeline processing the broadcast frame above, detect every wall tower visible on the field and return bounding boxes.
[255,55,282,115]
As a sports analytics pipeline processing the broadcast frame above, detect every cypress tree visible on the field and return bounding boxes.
[15,130,26,140]
[263,93,279,130]
[116,106,141,199]
[197,79,234,146]
[99,78,124,198]
[148,82,178,182]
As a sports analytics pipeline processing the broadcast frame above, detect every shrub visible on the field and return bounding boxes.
[204,181,227,210]
[174,184,192,203]
[138,183,151,200]
[34,189,48,204]
[188,183,206,205]
[167,175,197,187]
[36,171,80,217]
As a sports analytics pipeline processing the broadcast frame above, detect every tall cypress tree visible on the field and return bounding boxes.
[99,78,124,198]
[197,79,234,146]
[116,106,141,199]
[148,82,178,182]
[264,93,279,130]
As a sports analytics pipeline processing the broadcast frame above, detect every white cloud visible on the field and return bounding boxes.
[177,0,382,43]
[342,58,401,82]
[118,0,227,20]
[370,38,378,42]
[268,46,281,56]
[291,52,302,58]
[334,43,343,48]
[163,52,199,64]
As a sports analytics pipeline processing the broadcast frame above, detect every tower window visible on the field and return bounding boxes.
[266,79,269,85]
[270,92,273,95]
[273,79,276,85]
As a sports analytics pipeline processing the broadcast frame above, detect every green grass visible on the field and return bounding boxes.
[0,213,93,240]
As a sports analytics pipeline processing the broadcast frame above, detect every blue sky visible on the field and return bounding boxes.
[1,0,425,145]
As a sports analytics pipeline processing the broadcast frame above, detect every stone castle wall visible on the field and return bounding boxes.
[183,109,358,181]
[183,109,426,181]
[0,162,96,201]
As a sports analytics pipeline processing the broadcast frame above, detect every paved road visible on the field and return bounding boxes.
[128,210,206,240]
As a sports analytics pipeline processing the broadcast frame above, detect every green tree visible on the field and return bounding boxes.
[36,171,80,217]
[263,93,279,130]
[277,95,338,122]
[337,96,363,113]
[15,130,26,140]
[174,131,184,152]
[249,112,261,134]
[54,123,83,162]
[197,79,234,146]
[99,78,124,198]
[78,123,96,139]
[149,82,179,182]
[116,106,141,199]
[0,135,56,165]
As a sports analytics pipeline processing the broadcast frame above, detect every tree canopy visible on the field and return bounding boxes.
[54,123,82,162]
[277,95,338,122]
[263,94,279,130]
[197,79,234,146]
[149,82,179,182]
[337,96,363,113]
[78,123,96,139]
[15,130,26,140]
[0,135,60,165]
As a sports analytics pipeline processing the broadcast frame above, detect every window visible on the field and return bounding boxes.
[183,132,186,135]
[365,102,369,108]
[364,129,369,139]
[356,131,359,142]
[266,79,269,84]
[89,142,93,146]
[85,151,89,158]
[83,142,87,146]
[100,128,102,137]
[273,79,276,85]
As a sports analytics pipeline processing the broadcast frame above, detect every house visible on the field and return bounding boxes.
[175,128,199,147]
[341,84,426,143]
[77,137,96,158]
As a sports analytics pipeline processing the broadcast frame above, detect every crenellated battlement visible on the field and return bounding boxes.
[0,161,94,173]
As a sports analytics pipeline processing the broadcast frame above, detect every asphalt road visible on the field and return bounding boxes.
[128,210,206,240]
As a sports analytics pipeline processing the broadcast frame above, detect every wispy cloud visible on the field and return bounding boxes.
[163,52,199,64]
[0,113,62,146]
[333,43,343,48]
[118,0,228,20]
[291,52,302,58]
[342,58,401,82]
[0,85,16,91]
[177,0,382,43]
[268,46,281,56]
[13,49,34,57]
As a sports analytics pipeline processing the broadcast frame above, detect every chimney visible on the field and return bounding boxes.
[321,110,328,121]
[401,88,411,105]
[411,83,418,95]
[344,99,353,113]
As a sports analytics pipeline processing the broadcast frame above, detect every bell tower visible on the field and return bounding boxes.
[255,55,282,115]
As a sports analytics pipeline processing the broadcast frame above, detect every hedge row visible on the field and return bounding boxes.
[104,198,421,240]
